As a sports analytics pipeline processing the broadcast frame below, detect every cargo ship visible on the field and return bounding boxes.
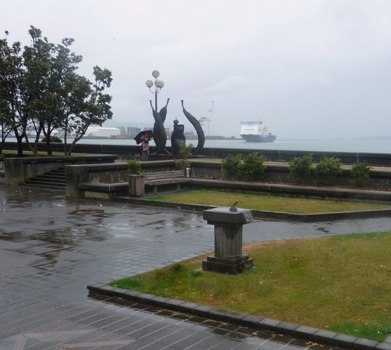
[240,120,276,142]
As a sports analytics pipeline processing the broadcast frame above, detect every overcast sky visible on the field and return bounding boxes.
[2,0,391,139]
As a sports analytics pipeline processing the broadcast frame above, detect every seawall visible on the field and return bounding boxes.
[3,141,391,166]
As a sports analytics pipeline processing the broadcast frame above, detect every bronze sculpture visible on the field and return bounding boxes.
[149,98,170,154]
[171,119,186,155]
[181,100,205,154]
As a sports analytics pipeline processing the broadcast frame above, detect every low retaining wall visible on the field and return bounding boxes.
[190,161,391,190]
[66,160,179,198]
[4,155,117,185]
[187,179,391,203]
[65,159,391,201]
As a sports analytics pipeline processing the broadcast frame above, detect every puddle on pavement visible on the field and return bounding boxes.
[2,184,391,253]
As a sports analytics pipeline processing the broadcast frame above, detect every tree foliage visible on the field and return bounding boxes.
[0,26,112,156]
[0,36,26,156]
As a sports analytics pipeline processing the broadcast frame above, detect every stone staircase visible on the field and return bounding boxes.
[24,166,66,190]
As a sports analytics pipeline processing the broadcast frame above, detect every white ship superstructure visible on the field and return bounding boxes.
[240,120,276,142]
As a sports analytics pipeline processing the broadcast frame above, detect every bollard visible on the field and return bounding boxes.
[202,206,254,274]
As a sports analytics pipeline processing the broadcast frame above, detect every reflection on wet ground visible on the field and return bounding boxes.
[0,185,215,270]
[2,184,391,247]
[1,184,391,349]
[2,184,391,273]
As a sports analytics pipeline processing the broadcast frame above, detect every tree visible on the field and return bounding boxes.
[0,27,112,157]
[22,26,55,155]
[0,102,12,153]
[0,35,28,156]
[62,66,113,156]
[40,36,82,156]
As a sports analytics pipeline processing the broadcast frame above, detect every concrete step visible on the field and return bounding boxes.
[23,182,65,190]
[24,167,65,190]
[26,179,64,186]
[33,175,64,181]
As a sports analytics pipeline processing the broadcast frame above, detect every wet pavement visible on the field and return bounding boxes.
[1,184,391,349]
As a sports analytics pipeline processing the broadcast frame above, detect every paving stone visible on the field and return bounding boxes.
[1,184,386,349]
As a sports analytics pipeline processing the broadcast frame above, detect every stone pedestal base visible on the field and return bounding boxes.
[128,175,144,197]
[202,254,253,275]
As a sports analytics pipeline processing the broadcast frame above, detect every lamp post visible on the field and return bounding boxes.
[146,70,164,111]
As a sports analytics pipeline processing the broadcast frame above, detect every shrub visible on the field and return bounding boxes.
[175,141,192,171]
[350,162,371,187]
[315,157,343,186]
[175,159,191,172]
[241,152,266,181]
[0,153,5,161]
[221,154,242,179]
[127,159,142,175]
[41,135,63,143]
[289,154,313,184]
[179,140,193,159]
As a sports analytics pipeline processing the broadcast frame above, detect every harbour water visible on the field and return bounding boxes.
[6,137,391,154]
[74,137,391,154]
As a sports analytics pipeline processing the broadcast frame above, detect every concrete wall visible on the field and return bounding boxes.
[4,150,391,191]
[191,161,391,190]
[4,155,117,185]
[65,160,178,198]
[64,159,391,200]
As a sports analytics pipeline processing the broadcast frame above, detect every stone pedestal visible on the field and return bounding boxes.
[128,175,144,197]
[202,207,254,274]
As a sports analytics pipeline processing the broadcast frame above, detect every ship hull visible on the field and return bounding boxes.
[241,134,276,142]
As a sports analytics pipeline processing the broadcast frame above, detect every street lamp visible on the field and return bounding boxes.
[145,70,164,111]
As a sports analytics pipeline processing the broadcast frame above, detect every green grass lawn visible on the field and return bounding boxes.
[111,232,391,341]
[146,189,391,214]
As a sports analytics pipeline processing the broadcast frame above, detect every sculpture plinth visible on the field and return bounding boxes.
[202,207,254,274]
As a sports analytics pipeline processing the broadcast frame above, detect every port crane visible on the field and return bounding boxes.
[198,101,214,136]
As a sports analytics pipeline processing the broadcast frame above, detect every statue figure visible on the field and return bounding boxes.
[158,98,169,123]
[150,98,170,154]
[171,119,186,155]
[181,100,205,154]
